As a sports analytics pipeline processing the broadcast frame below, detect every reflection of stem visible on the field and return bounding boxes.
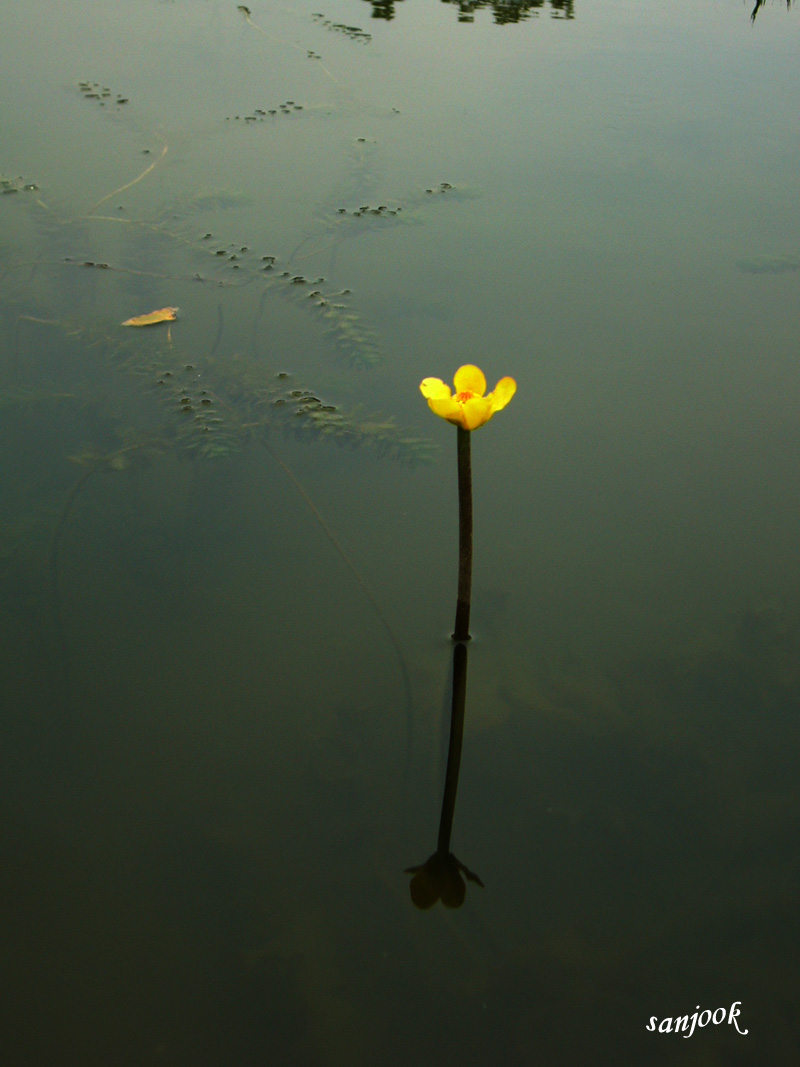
[453,426,473,641]
[438,640,468,853]
[405,640,484,908]
[86,143,168,215]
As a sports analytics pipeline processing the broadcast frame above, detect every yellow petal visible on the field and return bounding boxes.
[488,376,516,413]
[122,306,178,326]
[460,395,494,430]
[420,377,451,401]
[453,364,486,397]
[427,395,464,425]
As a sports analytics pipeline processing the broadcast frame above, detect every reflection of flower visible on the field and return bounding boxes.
[405,851,485,909]
[420,364,516,431]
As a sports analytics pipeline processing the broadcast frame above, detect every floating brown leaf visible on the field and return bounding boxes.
[122,306,178,327]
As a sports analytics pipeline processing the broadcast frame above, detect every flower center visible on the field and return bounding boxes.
[456,390,476,404]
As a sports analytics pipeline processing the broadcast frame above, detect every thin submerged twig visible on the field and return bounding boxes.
[48,441,165,732]
[86,142,168,216]
[264,439,415,777]
[237,4,345,92]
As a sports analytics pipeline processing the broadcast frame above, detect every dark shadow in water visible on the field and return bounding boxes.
[751,0,793,23]
[406,640,485,908]
[365,0,796,25]
[364,0,574,23]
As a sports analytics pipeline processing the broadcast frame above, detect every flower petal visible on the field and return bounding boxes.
[460,395,494,430]
[427,396,464,425]
[420,377,451,401]
[488,376,517,413]
[453,364,486,397]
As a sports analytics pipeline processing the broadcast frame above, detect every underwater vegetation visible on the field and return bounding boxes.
[1,9,479,465]
[1,2,486,746]
[363,0,576,24]
[1,175,40,195]
[735,253,800,274]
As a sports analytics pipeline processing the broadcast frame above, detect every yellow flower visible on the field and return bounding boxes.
[419,364,516,431]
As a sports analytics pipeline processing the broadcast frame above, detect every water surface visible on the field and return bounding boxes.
[2,1,799,1063]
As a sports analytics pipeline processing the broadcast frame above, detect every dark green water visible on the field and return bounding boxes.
[2,1,799,1063]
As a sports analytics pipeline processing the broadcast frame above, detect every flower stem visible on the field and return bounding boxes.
[453,426,473,641]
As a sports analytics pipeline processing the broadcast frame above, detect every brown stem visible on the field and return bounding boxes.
[453,426,473,641]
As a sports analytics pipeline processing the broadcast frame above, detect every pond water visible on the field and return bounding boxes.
[2,0,799,1063]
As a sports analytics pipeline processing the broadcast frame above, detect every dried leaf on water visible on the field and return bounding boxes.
[122,306,178,327]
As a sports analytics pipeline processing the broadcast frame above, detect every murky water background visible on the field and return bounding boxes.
[2,1,799,1063]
